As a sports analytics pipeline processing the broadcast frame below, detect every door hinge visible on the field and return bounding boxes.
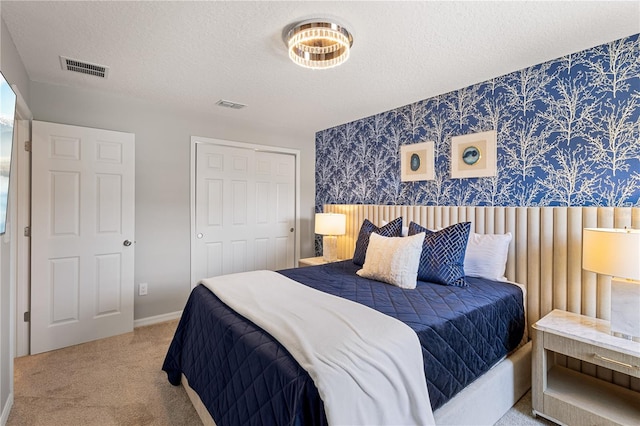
[24,311,30,322]
[24,226,30,237]
[24,141,32,152]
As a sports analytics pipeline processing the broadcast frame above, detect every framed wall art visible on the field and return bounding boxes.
[450,130,497,179]
[400,141,434,182]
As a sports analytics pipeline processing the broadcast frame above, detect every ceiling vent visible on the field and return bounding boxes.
[216,99,247,110]
[60,56,109,78]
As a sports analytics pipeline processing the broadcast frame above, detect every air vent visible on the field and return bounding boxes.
[216,99,247,110]
[60,56,109,78]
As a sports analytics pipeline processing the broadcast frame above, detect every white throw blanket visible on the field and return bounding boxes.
[201,270,435,426]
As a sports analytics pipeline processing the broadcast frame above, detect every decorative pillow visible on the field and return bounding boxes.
[352,217,403,266]
[408,221,471,287]
[356,232,425,289]
[381,219,409,237]
[464,232,512,281]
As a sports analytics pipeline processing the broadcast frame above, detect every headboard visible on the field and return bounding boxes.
[323,204,640,332]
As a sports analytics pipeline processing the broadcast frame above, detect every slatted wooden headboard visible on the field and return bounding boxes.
[324,204,640,331]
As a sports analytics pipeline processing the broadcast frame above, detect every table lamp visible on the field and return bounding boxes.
[582,228,640,341]
[315,213,346,262]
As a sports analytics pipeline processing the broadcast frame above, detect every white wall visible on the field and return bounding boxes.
[4,7,316,421]
[0,18,28,104]
[29,81,317,320]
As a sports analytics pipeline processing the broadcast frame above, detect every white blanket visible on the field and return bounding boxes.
[201,270,434,426]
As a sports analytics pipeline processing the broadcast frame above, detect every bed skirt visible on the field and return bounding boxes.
[181,341,532,426]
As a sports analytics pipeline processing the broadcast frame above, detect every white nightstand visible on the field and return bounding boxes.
[532,309,640,425]
[298,256,334,267]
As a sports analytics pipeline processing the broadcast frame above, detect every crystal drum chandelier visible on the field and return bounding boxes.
[286,20,353,70]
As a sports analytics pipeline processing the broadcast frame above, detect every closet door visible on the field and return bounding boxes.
[192,141,296,286]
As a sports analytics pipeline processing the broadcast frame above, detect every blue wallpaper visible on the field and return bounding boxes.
[315,34,639,216]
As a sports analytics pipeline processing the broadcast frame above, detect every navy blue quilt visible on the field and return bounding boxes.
[163,261,524,425]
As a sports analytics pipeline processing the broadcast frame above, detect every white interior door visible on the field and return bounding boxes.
[31,121,135,354]
[192,141,296,286]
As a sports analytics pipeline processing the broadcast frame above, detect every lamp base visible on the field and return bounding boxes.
[322,235,338,263]
[610,277,640,342]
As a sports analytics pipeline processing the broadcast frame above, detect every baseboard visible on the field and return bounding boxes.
[134,310,182,328]
[1,392,13,426]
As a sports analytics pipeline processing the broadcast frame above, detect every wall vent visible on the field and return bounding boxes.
[216,99,247,110]
[60,56,109,78]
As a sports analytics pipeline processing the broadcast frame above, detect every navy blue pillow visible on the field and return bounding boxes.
[408,221,471,287]
[352,217,403,266]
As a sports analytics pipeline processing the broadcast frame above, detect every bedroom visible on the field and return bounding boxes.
[0,1,639,425]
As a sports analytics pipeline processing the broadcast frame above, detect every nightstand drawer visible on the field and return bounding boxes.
[545,333,640,378]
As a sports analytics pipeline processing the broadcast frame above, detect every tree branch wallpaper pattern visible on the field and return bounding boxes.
[315,34,639,220]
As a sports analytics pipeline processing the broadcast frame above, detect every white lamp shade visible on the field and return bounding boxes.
[315,213,346,236]
[583,228,640,280]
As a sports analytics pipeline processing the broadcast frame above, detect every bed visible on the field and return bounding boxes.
[163,216,530,425]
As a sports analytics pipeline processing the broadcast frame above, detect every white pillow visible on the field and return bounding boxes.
[464,232,512,281]
[356,232,425,289]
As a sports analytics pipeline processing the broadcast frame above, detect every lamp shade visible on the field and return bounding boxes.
[315,213,346,236]
[583,228,640,280]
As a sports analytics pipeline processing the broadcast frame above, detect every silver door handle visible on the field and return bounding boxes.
[123,240,132,247]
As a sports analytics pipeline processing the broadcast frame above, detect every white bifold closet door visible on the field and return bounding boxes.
[192,142,295,287]
[31,121,135,354]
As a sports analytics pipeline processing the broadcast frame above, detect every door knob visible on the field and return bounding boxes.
[123,240,132,247]
[290,228,294,232]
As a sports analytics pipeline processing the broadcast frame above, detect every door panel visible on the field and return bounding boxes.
[206,242,223,278]
[193,143,296,286]
[95,253,121,315]
[206,179,223,225]
[31,121,135,354]
[50,257,79,323]
[96,174,122,233]
[51,171,80,235]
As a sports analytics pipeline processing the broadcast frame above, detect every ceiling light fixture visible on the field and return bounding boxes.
[286,20,353,70]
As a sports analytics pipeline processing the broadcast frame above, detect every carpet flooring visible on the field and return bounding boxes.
[7,320,553,426]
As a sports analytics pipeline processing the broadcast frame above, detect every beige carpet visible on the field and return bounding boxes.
[8,320,552,426]
[8,320,200,425]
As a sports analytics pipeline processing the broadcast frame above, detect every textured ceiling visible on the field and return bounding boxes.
[2,1,639,136]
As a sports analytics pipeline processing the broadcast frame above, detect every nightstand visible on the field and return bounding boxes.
[298,256,331,267]
[532,309,640,425]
